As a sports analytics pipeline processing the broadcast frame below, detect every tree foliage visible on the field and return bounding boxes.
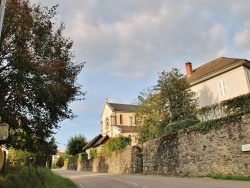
[135,68,198,143]
[135,87,164,144]
[66,134,87,155]
[0,0,85,156]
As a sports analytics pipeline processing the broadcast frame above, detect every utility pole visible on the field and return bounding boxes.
[0,0,7,40]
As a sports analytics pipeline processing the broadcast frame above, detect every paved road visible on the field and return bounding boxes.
[53,169,250,188]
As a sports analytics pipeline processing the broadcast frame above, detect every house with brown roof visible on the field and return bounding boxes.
[101,102,138,145]
[186,57,250,107]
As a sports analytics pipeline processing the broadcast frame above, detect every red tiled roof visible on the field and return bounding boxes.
[187,57,249,85]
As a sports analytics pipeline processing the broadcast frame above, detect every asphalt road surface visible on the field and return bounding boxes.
[53,169,250,188]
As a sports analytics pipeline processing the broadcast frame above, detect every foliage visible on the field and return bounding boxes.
[155,68,198,123]
[66,134,87,155]
[194,93,250,133]
[204,174,250,181]
[90,149,98,158]
[197,93,250,121]
[135,68,198,143]
[8,149,31,164]
[164,119,200,134]
[135,87,164,144]
[0,166,77,188]
[55,156,64,168]
[100,136,131,155]
[78,152,88,162]
[0,0,85,157]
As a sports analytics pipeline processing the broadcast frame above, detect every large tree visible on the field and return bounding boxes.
[135,87,164,144]
[66,134,87,156]
[135,68,198,143]
[155,68,197,123]
[0,0,85,154]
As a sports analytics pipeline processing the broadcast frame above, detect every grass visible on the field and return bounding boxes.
[204,174,250,181]
[0,166,77,188]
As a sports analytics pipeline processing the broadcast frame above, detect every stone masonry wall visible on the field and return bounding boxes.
[78,146,143,174]
[143,114,250,176]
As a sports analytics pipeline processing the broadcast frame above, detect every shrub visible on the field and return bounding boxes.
[99,136,131,156]
[164,119,200,134]
[90,149,98,158]
[55,156,64,168]
[78,153,88,162]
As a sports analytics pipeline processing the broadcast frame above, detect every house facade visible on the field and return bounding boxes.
[101,102,138,145]
[186,57,250,108]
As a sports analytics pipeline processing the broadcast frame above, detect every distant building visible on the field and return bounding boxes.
[100,102,138,145]
[186,57,250,107]
[82,101,138,159]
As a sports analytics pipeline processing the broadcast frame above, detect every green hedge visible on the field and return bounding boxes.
[164,119,200,134]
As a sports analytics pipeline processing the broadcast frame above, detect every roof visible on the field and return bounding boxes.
[187,57,250,85]
[108,103,137,112]
[93,135,109,148]
[116,125,136,133]
[82,134,102,151]
[82,134,110,151]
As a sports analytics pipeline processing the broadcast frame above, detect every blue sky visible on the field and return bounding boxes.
[30,0,250,151]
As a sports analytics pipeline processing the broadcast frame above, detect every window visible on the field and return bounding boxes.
[218,80,227,97]
[129,116,133,126]
[120,114,123,125]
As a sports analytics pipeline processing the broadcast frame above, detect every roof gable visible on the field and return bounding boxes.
[108,103,137,112]
[187,57,249,85]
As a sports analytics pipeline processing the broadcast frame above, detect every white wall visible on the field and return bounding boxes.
[191,66,250,107]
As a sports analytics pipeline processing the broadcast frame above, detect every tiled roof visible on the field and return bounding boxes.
[93,135,109,148]
[82,134,102,151]
[108,103,137,112]
[116,125,136,133]
[187,57,249,85]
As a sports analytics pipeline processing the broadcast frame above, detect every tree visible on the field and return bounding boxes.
[0,0,85,154]
[135,87,164,143]
[135,68,198,143]
[155,68,198,124]
[66,134,87,155]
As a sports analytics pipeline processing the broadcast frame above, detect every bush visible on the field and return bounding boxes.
[78,153,88,162]
[55,156,64,168]
[99,136,131,156]
[90,149,98,158]
[164,119,200,134]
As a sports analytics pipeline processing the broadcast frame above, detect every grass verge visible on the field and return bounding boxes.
[205,174,250,181]
[0,166,77,188]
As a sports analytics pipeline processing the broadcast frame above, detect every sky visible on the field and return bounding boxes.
[29,0,250,151]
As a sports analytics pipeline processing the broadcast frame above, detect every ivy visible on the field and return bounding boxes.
[164,119,200,134]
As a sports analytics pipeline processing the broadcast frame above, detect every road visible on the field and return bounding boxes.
[53,169,250,188]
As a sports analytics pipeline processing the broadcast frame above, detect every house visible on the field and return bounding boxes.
[82,134,109,159]
[101,102,138,145]
[186,57,250,108]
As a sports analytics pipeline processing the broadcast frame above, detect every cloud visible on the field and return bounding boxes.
[30,0,250,78]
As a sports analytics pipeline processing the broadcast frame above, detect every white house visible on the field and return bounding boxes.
[186,57,250,108]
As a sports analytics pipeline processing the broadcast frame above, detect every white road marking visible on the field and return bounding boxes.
[125,181,138,186]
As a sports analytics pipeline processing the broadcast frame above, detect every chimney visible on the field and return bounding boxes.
[185,62,193,76]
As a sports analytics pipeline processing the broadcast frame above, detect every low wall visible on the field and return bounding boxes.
[143,114,250,176]
[78,146,143,174]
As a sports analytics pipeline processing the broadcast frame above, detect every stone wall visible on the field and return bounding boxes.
[78,146,143,174]
[143,114,250,176]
